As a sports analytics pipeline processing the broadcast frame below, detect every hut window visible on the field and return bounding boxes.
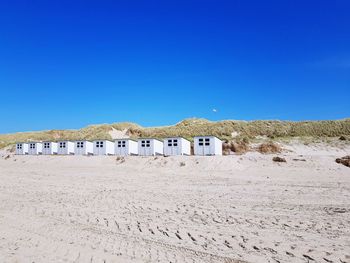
[141,140,145,147]
[17,144,22,149]
[146,140,150,147]
[77,142,84,148]
[205,138,210,146]
[168,139,172,146]
[198,138,203,146]
[173,139,178,146]
[122,141,126,147]
[117,141,122,147]
[96,141,103,148]
[30,143,35,149]
[60,142,66,148]
[44,143,50,148]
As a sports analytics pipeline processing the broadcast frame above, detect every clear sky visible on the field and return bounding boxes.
[0,0,349,133]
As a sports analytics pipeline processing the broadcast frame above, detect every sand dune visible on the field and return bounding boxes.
[0,144,349,262]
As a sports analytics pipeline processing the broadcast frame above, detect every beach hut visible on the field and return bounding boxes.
[28,142,43,155]
[194,136,222,156]
[42,142,58,155]
[15,142,29,155]
[93,140,115,155]
[163,137,191,156]
[115,139,138,156]
[138,138,164,156]
[57,141,75,155]
[74,141,93,155]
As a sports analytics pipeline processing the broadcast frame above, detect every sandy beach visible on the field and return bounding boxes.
[0,144,349,263]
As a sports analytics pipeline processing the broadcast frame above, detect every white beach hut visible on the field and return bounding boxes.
[93,140,115,155]
[74,141,93,155]
[28,142,43,155]
[138,138,164,156]
[15,142,29,155]
[163,137,191,156]
[57,141,75,155]
[42,142,58,155]
[194,136,222,156]
[115,139,138,156]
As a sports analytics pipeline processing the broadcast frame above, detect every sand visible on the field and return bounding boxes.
[0,144,349,263]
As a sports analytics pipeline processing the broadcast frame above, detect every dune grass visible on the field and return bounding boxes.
[1,118,350,149]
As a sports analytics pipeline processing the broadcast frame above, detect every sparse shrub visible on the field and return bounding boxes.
[230,141,249,155]
[126,127,142,137]
[180,162,186,167]
[257,142,282,154]
[222,142,231,155]
[8,145,15,153]
[272,156,286,162]
[116,156,125,163]
[339,136,347,141]
[242,137,250,144]
[335,156,350,168]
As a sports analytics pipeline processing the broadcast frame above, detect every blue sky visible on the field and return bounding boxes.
[0,0,349,133]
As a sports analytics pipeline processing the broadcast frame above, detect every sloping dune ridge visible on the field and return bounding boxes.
[1,118,350,149]
[0,142,349,262]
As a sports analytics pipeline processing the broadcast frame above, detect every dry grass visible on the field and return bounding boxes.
[257,142,282,154]
[230,142,250,155]
[1,118,350,149]
[222,142,231,155]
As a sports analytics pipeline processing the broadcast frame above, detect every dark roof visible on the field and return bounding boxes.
[163,137,190,142]
[137,138,163,143]
[114,138,137,142]
[194,136,222,140]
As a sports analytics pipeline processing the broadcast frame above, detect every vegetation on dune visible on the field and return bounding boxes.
[257,142,282,154]
[1,118,350,149]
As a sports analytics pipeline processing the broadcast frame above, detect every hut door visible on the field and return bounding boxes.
[167,139,173,155]
[198,138,205,155]
[121,141,126,156]
[173,139,179,155]
[203,138,211,155]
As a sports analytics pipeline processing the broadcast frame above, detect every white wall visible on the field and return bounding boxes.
[57,141,75,155]
[194,136,222,156]
[115,139,138,156]
[75,141,93,155]
[42,142,58,155]
[163,137,191,156]
[28,142,43,155]
[16,143,28,155]
[214,137,223,155]
[138,139,164,156]
[153,140,164,155]
[93,140,114,155]
[129,140,138,155]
